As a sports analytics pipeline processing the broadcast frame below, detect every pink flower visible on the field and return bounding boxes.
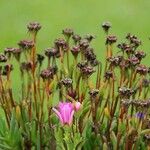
[52,102,74,126]
[74,102,81,111]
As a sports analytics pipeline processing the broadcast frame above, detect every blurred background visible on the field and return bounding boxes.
[0,0,150,95]
[0,0,150,61]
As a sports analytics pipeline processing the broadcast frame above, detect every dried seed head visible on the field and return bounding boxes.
[102,21,111,33]
[77,61,88,69]
[4,47,15,58]
[128,56,140,66]
[89,89,99,98]
[121,99,132,108]
[135,50,146,60]
[0,54,7,63]
[20,62,33,72]
[84,34,95,42]
[104,70,113,80]
[84,47,96,61]
[107,56,123,66]
[18,40,34,50]
[62,28,74,39]
[119,59,130,69]
[12,48,22,61]
[106,35,117,45]
[61,78,73,88]
[72,34,81,44]
[40,66,57,80]
[79,39,89,50]
[54,38,67,50]
[132,100,150,109]
[27,22,41,33]
[80,65,95,77]
[45,47,59,58]
[71,45,80,57]
[90,59,100,66]
[118,87,135,98]
[2,64,13,76]
[136,64,149,75]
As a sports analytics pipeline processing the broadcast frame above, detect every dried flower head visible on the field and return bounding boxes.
[106,35,117,45]
[102,21,111,33]
[136,64,149,75]
[54,38,67,50]
[20,62,33,72]
[118,87,135,98]
[18,40,34,50]
[72,34,81,44]
[135,50,146,60]
[71,45,80,57]
[128,56,140,66]
[89,89,99,98]
[61,78,73,88]
[40,66,57,80]
[27,22,41,33]
[62,28,74,39]
[45,47,59,58]
[107,56,123,66]
[104,70,113,80]
[79,39,89,50]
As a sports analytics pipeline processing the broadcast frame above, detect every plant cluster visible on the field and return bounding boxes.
[0,21,150,150]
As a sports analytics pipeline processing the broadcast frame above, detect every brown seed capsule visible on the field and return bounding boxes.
[54,38,67,50]
[107,56,123,66]
[118,87,135,98]
[135,50,146,60]
[20,62,33,72]
[77,61,88,69]
[40,66,57,80]
[72,34,81,44]
[89,89,99,98]
[128,56,140,66]
[79,39,89,50]
[4,47,14,58]
[106,35,117,45]
[71,45,80,57]
[45,47,59,58]
[18,40,34,50]
[27,22,41,33]
[84,47,96,61]
[136,64,149,75]
[104,70,113,79]
[62,28,74,39]
[80,65,95,77]
[0,54,7,63]
[102,21,111,33]
[12,48,22,61]
[61,78,73,88]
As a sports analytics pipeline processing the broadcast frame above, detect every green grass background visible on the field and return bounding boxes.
[0,0,150,96]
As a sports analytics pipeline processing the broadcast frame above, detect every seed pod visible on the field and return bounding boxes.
[61,78,73,88]
[136,64,149,75]
[128,56,140,67]
[62,28,74,39]
[54,38,67,50]
[107,56,123,66]
[20,61,33,72]
[89,89,99,98]
[27,22,41,33]
[4,47,15,58]
[135,50,146,61]
[104,70,113,80]
[79,39,89,50]
[118,87,135,98]
[102,21,111,33]
[106,35,117,45]
[18,40,34,50]
[45,47,59,58]
[72,34,81,44]
[13,48,22,61]
[71,45,80,57]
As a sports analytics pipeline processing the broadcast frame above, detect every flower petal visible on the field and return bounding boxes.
[52,108,64,125]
